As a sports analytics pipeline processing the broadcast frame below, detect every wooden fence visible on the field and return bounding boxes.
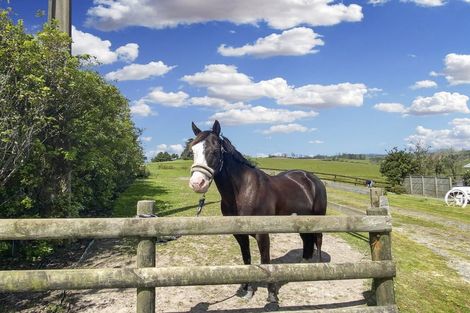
[0,189,397,313]
[261,168,390,189]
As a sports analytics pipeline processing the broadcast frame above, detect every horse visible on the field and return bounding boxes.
[188,120,327,305]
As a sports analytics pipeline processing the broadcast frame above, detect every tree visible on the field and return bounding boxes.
[442,149,459,179]
[463,171,470,186]
[152,152,172,162]
[428,153,445,176]
[180,138,194,160]
[0,11,144,220]
[408,141,430,175]
[0,11,145,260]
[0,13,51,187]
[380,147,418,190]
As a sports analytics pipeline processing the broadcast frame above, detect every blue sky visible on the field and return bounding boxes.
[4,0,470,159]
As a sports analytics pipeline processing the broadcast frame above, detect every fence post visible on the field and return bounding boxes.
[434,177,439,198]
[421,176,425,196]
[136,200,156,313]
[367,188,395,306]
[409,175,413,194]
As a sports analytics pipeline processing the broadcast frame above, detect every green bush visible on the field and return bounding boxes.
[380,147,417,188]
[463,171,470,186]
[0,11,144,260]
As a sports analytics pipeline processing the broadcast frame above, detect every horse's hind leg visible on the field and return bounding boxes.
[315,233,323,262]
[255,234,278,304]
[300,233,315,262]
[233,234,256,299]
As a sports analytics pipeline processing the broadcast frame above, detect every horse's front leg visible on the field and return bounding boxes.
[233,234,256,299]
[255,234,279,304]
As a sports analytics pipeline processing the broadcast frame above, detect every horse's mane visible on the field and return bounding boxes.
[221,136,255,168]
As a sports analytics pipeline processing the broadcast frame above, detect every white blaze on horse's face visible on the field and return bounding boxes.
[189,140,211,193]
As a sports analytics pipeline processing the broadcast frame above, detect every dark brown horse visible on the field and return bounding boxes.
[189,120,327,304]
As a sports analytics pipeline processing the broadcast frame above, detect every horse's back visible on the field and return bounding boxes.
[269,169,327,216]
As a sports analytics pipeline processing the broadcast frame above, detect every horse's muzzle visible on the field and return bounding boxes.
[189,172,211,193]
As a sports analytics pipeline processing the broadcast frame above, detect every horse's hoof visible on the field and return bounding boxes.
[242,289,255,300]
[236,285,247,297]
[236,284,256,300]
[264,302,279,311]
[267,293,279,303]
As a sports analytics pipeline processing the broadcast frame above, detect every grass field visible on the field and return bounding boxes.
[254,157,383,181]
[113,159,470,313]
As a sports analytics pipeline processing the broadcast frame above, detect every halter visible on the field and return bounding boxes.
[190,138,225,217]
[190,138,225,181]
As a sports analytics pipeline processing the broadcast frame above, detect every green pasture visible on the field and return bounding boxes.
[254,157,383,181]
[113,159,469,313]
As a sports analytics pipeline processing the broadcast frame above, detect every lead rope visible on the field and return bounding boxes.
[196,193,206,217]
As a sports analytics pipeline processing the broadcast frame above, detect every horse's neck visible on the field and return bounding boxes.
[214,154,254,202]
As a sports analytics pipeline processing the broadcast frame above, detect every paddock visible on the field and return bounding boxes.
[0,189,397,313]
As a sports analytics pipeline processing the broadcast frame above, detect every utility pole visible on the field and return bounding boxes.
[48,0,71,37]
[48,0,72,204]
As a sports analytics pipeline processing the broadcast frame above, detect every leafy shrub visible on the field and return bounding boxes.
[463,171,470,186]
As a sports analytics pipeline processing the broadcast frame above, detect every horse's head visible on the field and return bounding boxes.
[189,120,224,193]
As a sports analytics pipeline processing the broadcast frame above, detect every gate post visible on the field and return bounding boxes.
[367,188,395,306]
[136,200,156,313]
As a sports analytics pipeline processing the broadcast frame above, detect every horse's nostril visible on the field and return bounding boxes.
[199,179,205,187]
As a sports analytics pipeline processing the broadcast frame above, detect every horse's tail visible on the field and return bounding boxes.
[307,172,327,261]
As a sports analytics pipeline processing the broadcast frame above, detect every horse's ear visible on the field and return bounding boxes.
[212,120,221,136]
[192,122,201,136]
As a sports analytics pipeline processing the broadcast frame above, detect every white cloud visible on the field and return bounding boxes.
[261,123,314,135]
[218,27,324,58]
[105,61,175,81]
[182,65,291,101]
[368,0,390,5]
[182,64,252,87]
[87,0,362,31]
[408,92,470,115]
[277,83,368,108]
[374,102,407,113]
[374,92,470,115]
[410,80,437,89]
[405,118,470,150]
[71,26,138,64]
[209,106,317,125]
[145,87,189,107]
[152,144,185,156]
[150,143,184,159]
[130,101,154,117]
[400,0,445,7]
[189,97,250,110]
[444,53,470,85]
[309,140,324,144]
[115,43,139,62]
[182,64,368,107]
[140,136,152,142]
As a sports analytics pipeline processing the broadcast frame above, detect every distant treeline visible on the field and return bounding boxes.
[266,153,385,161]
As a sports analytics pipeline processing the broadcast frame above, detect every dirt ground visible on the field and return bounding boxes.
[3,233,372,313]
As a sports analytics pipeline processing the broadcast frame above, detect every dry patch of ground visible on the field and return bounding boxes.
[4,233,372,313]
